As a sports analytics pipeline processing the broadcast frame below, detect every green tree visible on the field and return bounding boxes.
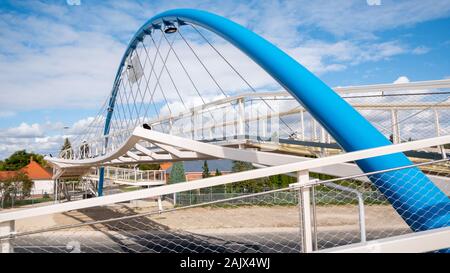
[230,161,270,193]
[61,138,73,159]
[202,160,210,178]
[231,160,254,173]
[169,162,186,183]
[0,150,46,171]
[138,163,160,171]
[0,171,33,208]
[215,168,222,176]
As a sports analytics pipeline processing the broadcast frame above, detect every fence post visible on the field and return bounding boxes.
[0,220,15,253]
[297,170,313,253]
[311,185,318,250]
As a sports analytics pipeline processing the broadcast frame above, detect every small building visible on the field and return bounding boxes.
[0,158,53,196]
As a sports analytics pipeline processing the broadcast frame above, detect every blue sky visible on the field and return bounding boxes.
[0,0,449,158]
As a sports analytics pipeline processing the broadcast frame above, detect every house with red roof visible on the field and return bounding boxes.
[0,158,54,196]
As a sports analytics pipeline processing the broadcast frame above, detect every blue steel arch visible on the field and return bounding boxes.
[100,9,449,232]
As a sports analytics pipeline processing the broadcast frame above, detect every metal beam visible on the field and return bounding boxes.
[317,226,450,253]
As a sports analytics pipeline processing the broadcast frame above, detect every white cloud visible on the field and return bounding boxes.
[293,0,450,38]
[0,123,44,138]
[288,40,407,74]
[0,116,105,159]
[393,76,410,84]
[1,0,446,113]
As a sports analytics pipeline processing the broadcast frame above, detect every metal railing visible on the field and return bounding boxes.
[1,134,449,253]
[58,79,450,160]
[89,167,166,185]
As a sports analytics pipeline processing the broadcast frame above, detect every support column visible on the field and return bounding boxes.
[98,167,105,196]
[0,221,15,253]
[54,179,59,204]
[297,170,313,253]
[157,196,163,211]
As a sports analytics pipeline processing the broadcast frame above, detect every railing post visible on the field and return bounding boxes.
[297,170,313,253]
[434,109,447,158]
[320,127,326,156]
[391,109,400,144]
[300,109,305,141]
[222,109,227,140]
[238,97,245,137]
[357,194,367,243]
[312,120,317,141]
[0,221,15,253]
[191,111,195,140]
[262,108,268,139]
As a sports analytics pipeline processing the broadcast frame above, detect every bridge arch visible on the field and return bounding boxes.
[100,9,449,232]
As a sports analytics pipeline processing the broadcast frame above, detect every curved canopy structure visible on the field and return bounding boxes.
[50,9,449,233]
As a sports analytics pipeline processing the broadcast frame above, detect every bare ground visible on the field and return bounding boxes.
[14,201,409,234]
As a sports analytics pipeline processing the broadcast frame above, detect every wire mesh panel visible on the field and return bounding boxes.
[3,158,449,253]
[7,188,304,253]
[311,159,450,251]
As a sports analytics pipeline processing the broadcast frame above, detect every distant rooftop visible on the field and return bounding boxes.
[0,158,52,181]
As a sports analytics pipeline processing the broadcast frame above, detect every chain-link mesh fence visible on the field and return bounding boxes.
[2,157,448,253]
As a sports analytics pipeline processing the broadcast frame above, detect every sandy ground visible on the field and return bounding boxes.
[13,200,409,234]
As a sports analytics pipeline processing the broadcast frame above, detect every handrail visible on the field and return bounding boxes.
[316,226,450,253]
[57,78,450,159]
[144,79,450,124]
[3,132,449,223]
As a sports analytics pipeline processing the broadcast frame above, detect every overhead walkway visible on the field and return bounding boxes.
[87,167,166,187]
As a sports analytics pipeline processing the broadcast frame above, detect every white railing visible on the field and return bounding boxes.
[58,79,450,160]
[317,226,450,253]
[90,166,166,184]
[3,134,450,222]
